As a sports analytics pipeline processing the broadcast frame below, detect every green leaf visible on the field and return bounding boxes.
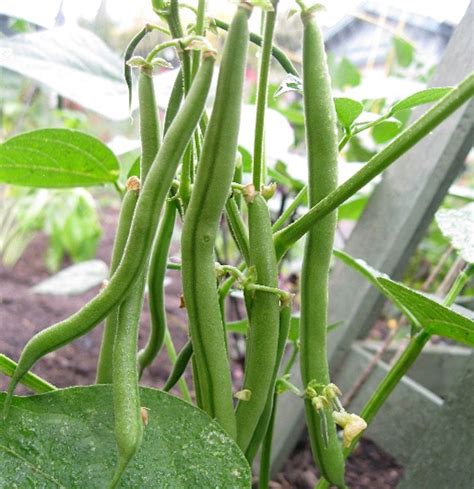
[334,97,364,129]
[424,320,474,347]
[371,119,402,144]
[127,156,141,179]
[333,249,388,289]
[377,278,474,347]
[329,56,361,90]
[392,36,415,68]
[334,250,419,327]
[0,386,251,488]
[238,146,252,173]
[0,27,128,120]
[0,129,120,188]
[435,203,474,263]
[390,87,452,114]
[226,318,249,335]
[338,194,369,221]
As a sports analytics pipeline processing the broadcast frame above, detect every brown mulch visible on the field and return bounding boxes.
[0,205,403,488]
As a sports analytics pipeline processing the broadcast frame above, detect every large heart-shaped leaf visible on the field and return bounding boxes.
[377,278,474,347]
[0,386,251,488]
[0,26,128,120]
[0,129,120,187]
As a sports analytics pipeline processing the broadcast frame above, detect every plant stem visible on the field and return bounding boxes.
[272,185,307,231]
[274,72,474,258]
[163,328,192,402]
[338,113,392,151]
[0,354,56,394]
[258,392,278,489]
[253,0,279,189]
[213,18,299,77]
[225,196,251,264]
[283,342,299,376]
[192,0,206,79]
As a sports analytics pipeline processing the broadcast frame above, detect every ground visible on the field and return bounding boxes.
[0,206,403,488]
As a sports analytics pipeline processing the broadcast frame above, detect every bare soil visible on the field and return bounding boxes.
[0,206,403,488]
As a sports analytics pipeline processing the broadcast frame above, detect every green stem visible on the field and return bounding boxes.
[246,283,290,300]
[283,342,299,376]
[163,328,192,402]
[272,185,308,232]
[443,263,473,306]
[192,0,206,79]
[258,392,278,489]
[213,18,299,77]
[163,0,192,94]
[339,113,392,151]
[225,196,251,264]
[274,72,474,258]
[253,1,279,189]
[0,354,56,394]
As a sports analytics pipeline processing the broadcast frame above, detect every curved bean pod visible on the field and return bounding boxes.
[138,199,176,377]
[96,186,139,384]
[181,3,251,438]
[109,267,146,488]
[246,299,292,463]
[109,61,163,484]
[138,66,187,378]
[138,66,161,180]
[164,69,184,134]
[299,11,345,488]
[3,54,215,418]
[96,65,160,384]
[124,26,148,110]
[162,339,193,392]
[235,191,280,454]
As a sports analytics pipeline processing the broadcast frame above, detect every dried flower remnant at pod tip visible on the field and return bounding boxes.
[333,411,368,448]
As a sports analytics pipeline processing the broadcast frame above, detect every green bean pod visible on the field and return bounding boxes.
[225,195,250,265]
[96,187,139,384]
[299,11,345,488]
[138,199,176,377]
[138,65,187,378]
[235,191,280,454]
[109,61,163,484]
[181,4,251,439]
[3,54,215,418]
[97,65,160,384]
[164,69,184,134]
[124,26,148,110]
[246,299,292,462]
[162,339,193,392]
[138,66,161,180]
[109,271,146,488]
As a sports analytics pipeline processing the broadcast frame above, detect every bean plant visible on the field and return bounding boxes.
[1,1,473,488]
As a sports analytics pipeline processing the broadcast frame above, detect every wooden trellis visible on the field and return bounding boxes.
[270,3,474,484]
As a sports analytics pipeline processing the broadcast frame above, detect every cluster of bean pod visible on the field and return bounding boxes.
[3,1,408,487]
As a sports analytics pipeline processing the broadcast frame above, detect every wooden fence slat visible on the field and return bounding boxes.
[271,2,474,474]
[361,341,472,399]
[397,353,474,488]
